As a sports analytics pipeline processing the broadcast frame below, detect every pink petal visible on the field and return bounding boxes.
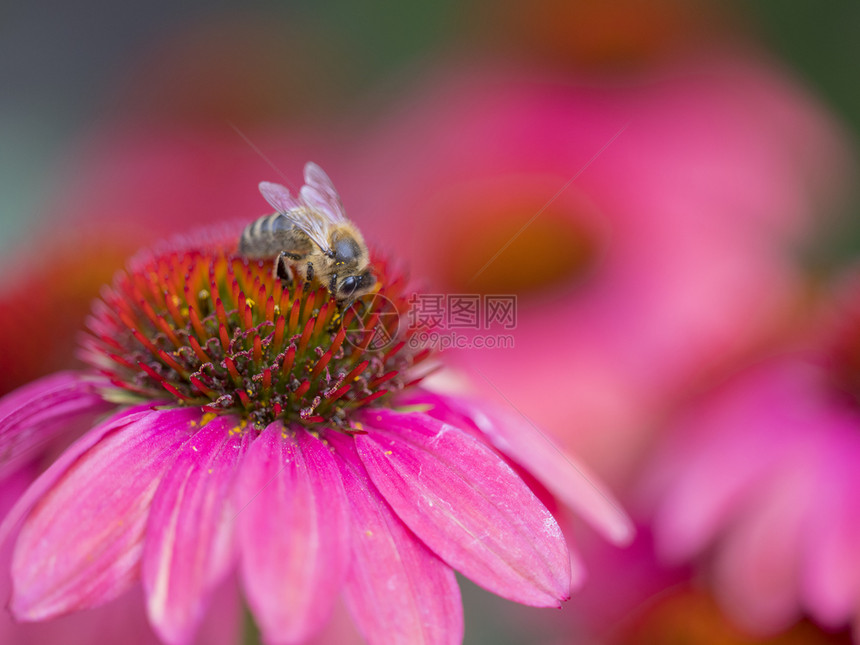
[332,435,463,645]
[801,424,860,626]
[649,418,782,561]
[647,364,813,561]
[1,459,34,506]
[235,424,351,644]
[712,453,813,635]
[0,580,242,645]
[399,391,633,546]
[0,371,113,477]
[143,415,249,645]
[355,409,571,607]
[0,404,159,546]
[10,406,200,620]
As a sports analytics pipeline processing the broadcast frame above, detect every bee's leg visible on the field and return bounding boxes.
[331,298,349,330]
[304,262,314,290]
[275,252,299,287]
[349,297,367,317]
[327,274,342,328]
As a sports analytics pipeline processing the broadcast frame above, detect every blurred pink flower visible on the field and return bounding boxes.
[0,237,135,397]
[610,586,853,645]
[0,217,630,645]
[51,127,343,242]
[343,54,848,487]
[644,275,860,637]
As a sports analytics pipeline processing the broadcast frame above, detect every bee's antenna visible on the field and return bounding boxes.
[227,121,299,193]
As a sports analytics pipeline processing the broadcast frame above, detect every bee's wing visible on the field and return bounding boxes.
[259,181,302,214]
[300,162,349,223]
[259,180,332,253]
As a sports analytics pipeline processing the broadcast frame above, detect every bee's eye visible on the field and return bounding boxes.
[339,276,359,297]
[334,238,360,263]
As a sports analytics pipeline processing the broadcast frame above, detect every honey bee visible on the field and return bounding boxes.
[240,162,376,306]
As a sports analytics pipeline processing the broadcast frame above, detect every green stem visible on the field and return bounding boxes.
[242,605,263,645]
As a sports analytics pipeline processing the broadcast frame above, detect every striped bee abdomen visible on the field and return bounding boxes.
[239,213,309,259]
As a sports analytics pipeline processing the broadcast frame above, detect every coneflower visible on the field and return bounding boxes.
[0,177,630,645]
[645,275,860,640]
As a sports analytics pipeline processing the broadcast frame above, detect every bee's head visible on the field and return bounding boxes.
[337,271,376,303]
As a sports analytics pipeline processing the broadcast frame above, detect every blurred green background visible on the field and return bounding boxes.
[0,0,857,255]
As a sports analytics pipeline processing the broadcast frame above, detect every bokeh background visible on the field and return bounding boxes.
[1,1,860,644]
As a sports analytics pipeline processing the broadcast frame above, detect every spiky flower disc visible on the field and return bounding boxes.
[80,242,428,429]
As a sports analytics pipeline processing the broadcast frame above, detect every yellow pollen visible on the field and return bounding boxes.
[171,295,181,307]
[246,298,256,308]
[199,412,218,427]
[229,419,248,435]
